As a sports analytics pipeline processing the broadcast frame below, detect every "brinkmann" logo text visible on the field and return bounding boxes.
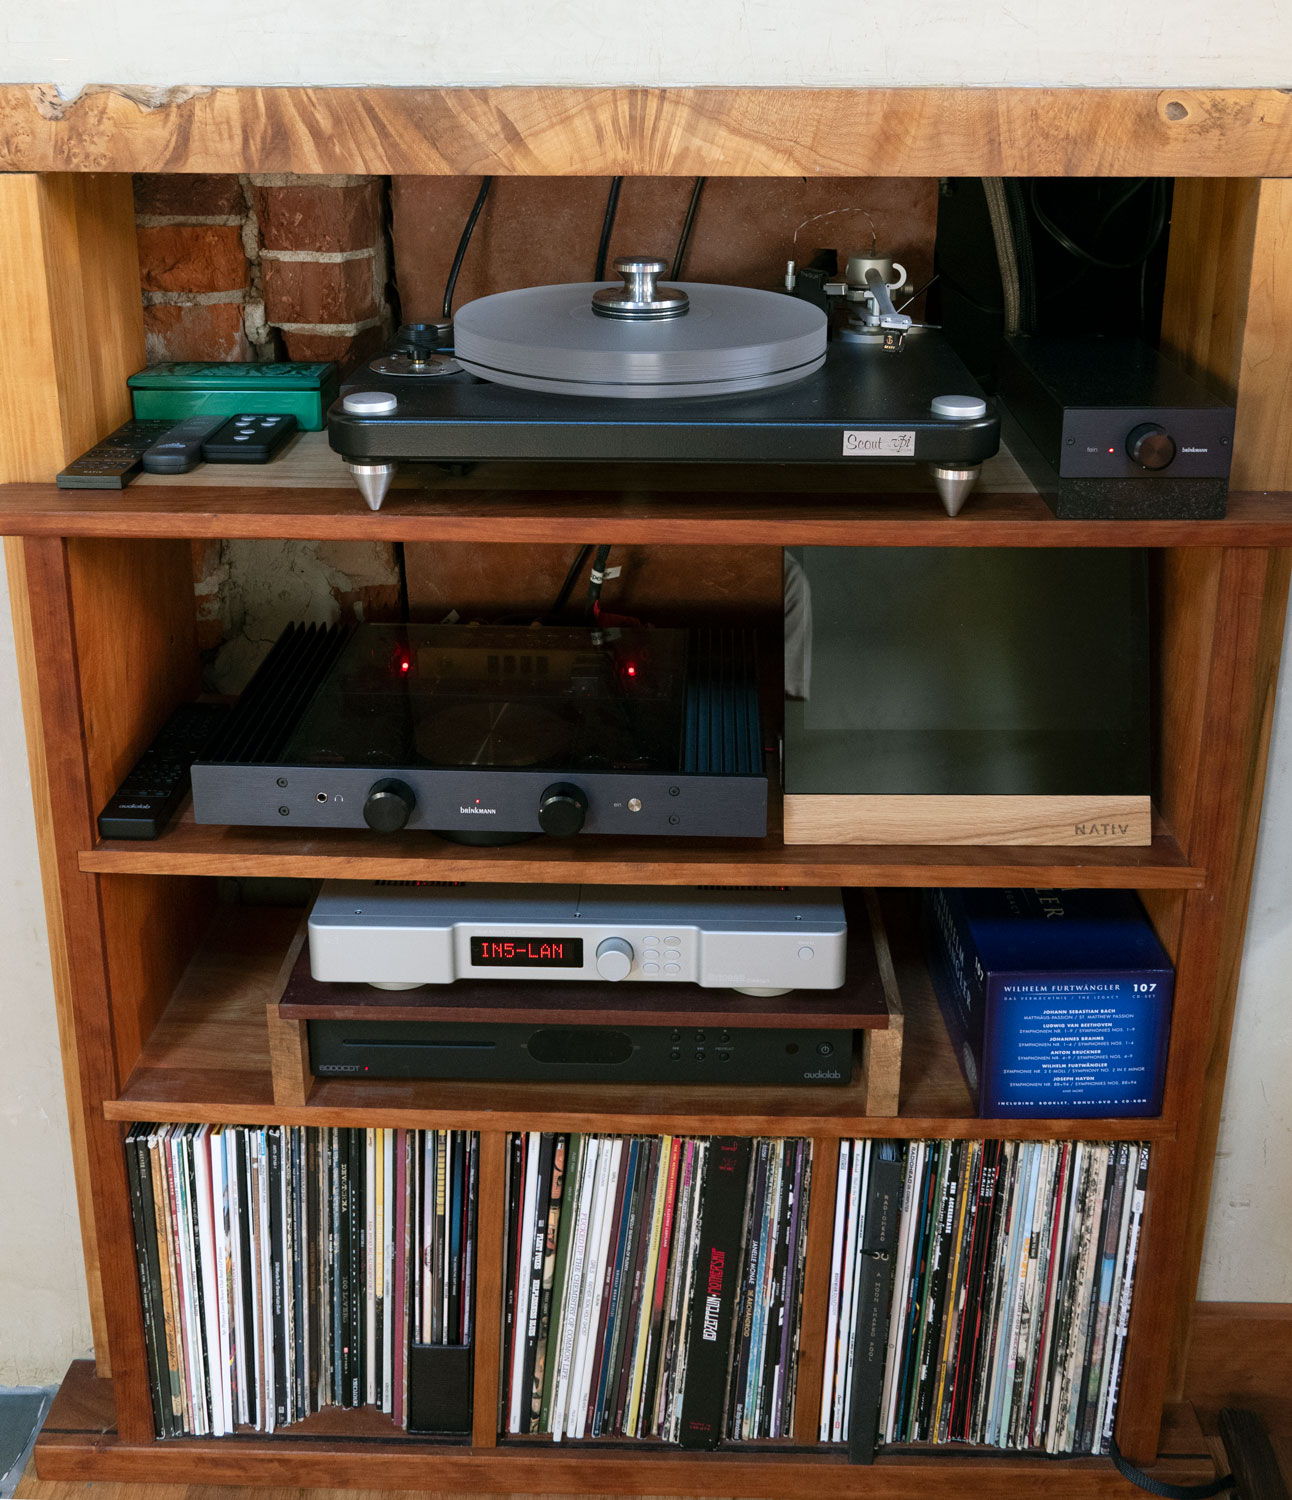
[460,805,497,815]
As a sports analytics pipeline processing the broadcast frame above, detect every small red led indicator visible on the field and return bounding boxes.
[1107,447,1115,454]
[625,663,637,677]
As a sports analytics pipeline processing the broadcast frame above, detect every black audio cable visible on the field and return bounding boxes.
[594,178,624,281]
[547,545,594,621]
[671,177,707,279]
[441,176,494,321]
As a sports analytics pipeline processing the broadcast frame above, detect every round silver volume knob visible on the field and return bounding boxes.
[591,257,690,320]
[342,390,399,415]
[595,937,635,981]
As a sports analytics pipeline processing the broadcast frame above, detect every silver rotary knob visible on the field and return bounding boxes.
[595,937,635,981]
[591,257,690,320]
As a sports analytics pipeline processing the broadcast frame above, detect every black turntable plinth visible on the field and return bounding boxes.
[190,622,768,841]
[327,260,998,516]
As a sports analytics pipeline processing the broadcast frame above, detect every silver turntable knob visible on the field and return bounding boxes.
[595,937,635,981]
[592,257,690,320]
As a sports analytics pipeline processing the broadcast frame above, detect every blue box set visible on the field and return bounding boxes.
[923,888,1173,1118]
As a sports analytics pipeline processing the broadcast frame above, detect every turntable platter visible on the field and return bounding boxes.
[453,278,827,399]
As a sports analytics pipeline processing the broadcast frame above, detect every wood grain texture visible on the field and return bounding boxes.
[470,1131,506,1450]
[1163,180,1292,493]
[2,539,110,1370]
[5,86,1292,176]
[7,468,1292,549]
[100,899,1168,1142]
[1113,550,1292,1463]
[78,806,1204,888]
[0,174,147,1380]
[782,795,1153,847]
[0,176,142,481]
[10,539,154,1439]
[793,1139,841,1444]
[23,1356,1226,1496]
[862,891,906,1118]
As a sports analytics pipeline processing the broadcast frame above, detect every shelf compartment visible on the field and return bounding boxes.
[82,805,1203,890]
[34,1359,1220,1492]
[103,902,1175,1141]
[3,435,1291,544]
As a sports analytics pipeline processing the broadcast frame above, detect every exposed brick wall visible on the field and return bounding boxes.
[133,172,391,368]
[134,174,255,361]
[251,175,390,366]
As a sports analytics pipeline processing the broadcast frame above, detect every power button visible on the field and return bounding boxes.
[797,946,815,961]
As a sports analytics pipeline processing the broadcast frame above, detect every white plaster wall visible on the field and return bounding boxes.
[1,0,1291,92]
[1197,600,1292,1300]
[0,564,92,1385]
[2,0,1291,1384]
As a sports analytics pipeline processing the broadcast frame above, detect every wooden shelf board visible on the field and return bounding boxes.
[6,84,1292,178]
[101,903,1173,1141]
[34,1358,1219,1492]
[81,805,1204,890]
[2,436,1290,544]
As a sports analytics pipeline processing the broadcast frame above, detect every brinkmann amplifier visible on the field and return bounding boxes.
[308,883,848,995]
[190,621,767,842]
[996,335,1235,519]
[308,1019,853,1086]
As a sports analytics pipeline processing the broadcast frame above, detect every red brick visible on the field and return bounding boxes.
[261,255,378,325]
[137,224,248,294]
[280,324,385,370]
[134,173,244,218]
[252,181,381,254]
[143,301,250,363]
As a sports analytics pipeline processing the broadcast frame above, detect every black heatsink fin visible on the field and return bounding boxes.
[681,628,762,776]
[199,622,352,766]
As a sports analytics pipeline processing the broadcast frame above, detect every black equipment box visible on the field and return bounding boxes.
[997,335,1234,519]
[308,1018,853,1086]
[189,621,767,841]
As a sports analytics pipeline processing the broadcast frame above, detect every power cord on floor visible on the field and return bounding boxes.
[1110,1438,1233,1498]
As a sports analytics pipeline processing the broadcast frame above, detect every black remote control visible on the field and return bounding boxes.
[140,414,228,474]
[57,420,177,489]
[97,702,230,840]
[201,413,298,463]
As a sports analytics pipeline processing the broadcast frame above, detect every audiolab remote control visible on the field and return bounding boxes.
[201,412,298,463]
[57,420,177,489]
[97,702,230,840]
[140,414,228,474]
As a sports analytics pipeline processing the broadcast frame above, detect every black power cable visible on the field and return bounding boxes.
[441,176,493,322]
[547,545,593,622]
[671,177,707,280]
[594,178,624,281]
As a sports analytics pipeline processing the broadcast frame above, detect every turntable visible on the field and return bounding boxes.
[189,622,767,841]
[327,255,999,515]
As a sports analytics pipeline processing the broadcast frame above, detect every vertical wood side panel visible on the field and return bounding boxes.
[793,1136,840,1445]
[471,1129,508,1448]
[13,536,157,1442]
[1114,547,1291,1462]
[0,173,147,1378]
[1116,177,1292,1461]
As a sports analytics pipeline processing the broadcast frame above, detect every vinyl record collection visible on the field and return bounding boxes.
[820,1139,1149,1458]
[125,1124,477,1437]
[501,1133,813,1447]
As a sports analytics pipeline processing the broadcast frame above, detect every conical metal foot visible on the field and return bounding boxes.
[348,461,397,512]
[930,463,981,517]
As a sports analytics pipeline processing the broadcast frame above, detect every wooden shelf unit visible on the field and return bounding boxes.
[1,112,1290,1499]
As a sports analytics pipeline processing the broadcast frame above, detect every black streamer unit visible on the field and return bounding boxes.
[190,622,767,841]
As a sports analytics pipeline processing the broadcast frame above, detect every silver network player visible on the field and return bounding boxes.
[308,883,847,996]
